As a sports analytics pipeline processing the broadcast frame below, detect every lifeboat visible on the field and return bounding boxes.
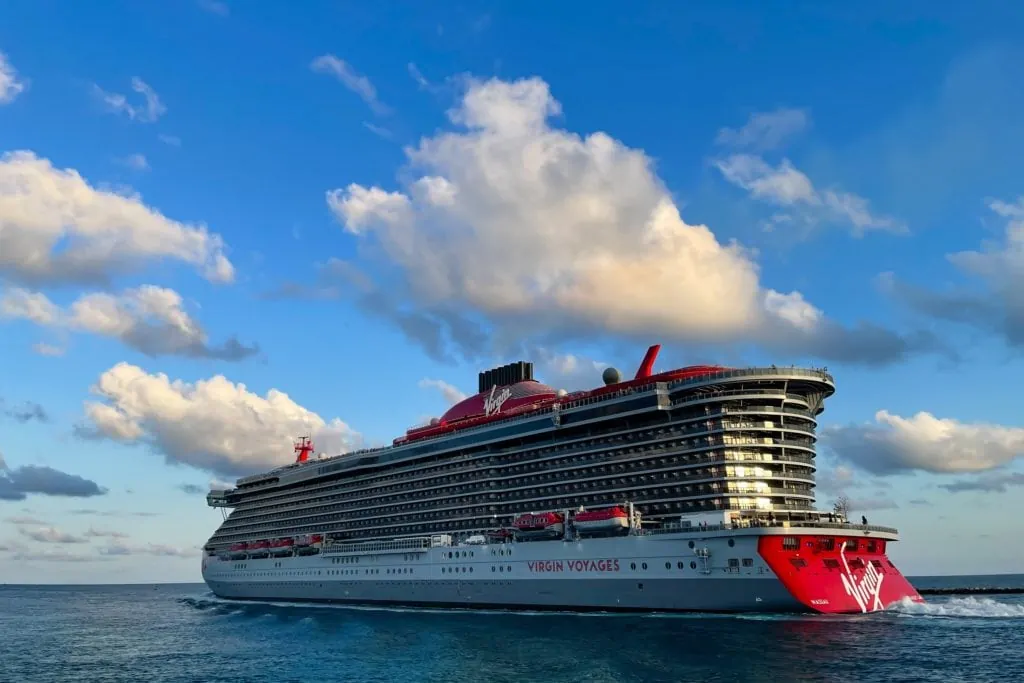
[229,542,248,560]
[513,512,564,539]
[486,528,514,542]
[270,538,295,557]
[247,540,270,558]
[574,506,630,536]
[295,534,323,555]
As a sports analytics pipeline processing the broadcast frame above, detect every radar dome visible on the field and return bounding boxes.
[429,417,440,426]
[602,367,622,385]
[556,388,568,397]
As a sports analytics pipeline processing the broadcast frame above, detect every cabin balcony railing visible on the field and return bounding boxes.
[646,520,898,536]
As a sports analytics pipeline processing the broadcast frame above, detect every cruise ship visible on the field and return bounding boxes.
[201,344,923,614]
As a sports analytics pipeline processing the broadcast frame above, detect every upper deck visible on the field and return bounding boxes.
[214,357,834,509]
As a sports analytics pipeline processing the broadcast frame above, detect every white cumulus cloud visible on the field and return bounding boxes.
[80,363,362,477]
[714,153,904,236]
[883,196,1024,347]
[715,107,808,151]
[323,76,930,365]
[0,285,257,360]
[0,151,234,285]
[0,50,26,104]
[824,410,1024,475]
[418,378,468,405]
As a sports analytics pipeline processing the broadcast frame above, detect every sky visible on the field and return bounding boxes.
[1,0,1024,583]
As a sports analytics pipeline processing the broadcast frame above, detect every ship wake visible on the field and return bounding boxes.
[888,596,1024,619]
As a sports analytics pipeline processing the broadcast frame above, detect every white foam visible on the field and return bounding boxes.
[888,596,1024,619]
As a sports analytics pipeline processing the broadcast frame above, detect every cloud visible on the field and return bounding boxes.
[310,55,390,116]
[846,497,899,512]
[98,542,198,558]
[0,285,257,360]
[0,455,107,501]
[209,478,234,491]
[115,153,150,171]
[67,509,159,518]
[1,399,48,423]
[92,77,166,123]
[418,378,467,405]
[158,134,182,147]
[408,63,431,90]
[938,472,1024,494]
[908,498,932,506]
[0,50,26,104]
[197,0,229,16]
[715,108,808,151]
[714,153,905,236]
[178,483,205,495]
[5,515,47,525]
[84,527,129,539]
[0,151,234,286]
[32,342,65,357]
[824,410,1024,475]
[533,347,608,391]
[79,362,362,477]
[9,549,100,562]
[18,525,87,543]
[883,197,1024,346]
[363,122,393,139]
[322,76,935,366]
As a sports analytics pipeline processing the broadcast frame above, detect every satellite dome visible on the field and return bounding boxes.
[602,367,622,385]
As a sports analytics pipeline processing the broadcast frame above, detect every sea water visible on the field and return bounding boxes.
[1,580,1022,683]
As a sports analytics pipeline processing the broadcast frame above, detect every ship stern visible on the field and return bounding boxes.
[758,530,923,614]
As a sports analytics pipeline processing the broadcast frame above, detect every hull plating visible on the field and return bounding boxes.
[202,530,921,614]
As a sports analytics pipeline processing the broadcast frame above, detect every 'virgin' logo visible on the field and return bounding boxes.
[839,541,884,612]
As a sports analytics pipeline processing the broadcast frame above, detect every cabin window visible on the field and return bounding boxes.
[782,537,799,550]
[823,559,840,569]
[742,558,753,567]
[790,558,807,569]
[819,538,835,551]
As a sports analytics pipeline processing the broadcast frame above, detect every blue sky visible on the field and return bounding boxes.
[2,1,1024,583]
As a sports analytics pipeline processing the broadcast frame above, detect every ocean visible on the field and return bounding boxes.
[2,578,1023,683]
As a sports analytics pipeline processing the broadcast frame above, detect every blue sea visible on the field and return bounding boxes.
[2,577,1023,683]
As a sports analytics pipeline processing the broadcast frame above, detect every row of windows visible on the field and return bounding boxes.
[211,495,817,548]
[219,452,815,535]
[222,472,807,536]
[211,483,816,545]
[227,401,819,516]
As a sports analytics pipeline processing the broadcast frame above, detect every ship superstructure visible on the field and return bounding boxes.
[201,345,922,614]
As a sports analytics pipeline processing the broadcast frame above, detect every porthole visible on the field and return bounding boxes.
[642,562,648,570]
[677,561,684,569]
[690,561,697,569]
[665,562,671,570]
[728,539,735,547]
[688,541,695,549]
[630,562,636,570]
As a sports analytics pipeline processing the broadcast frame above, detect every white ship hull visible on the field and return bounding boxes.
[204,530,796,612]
